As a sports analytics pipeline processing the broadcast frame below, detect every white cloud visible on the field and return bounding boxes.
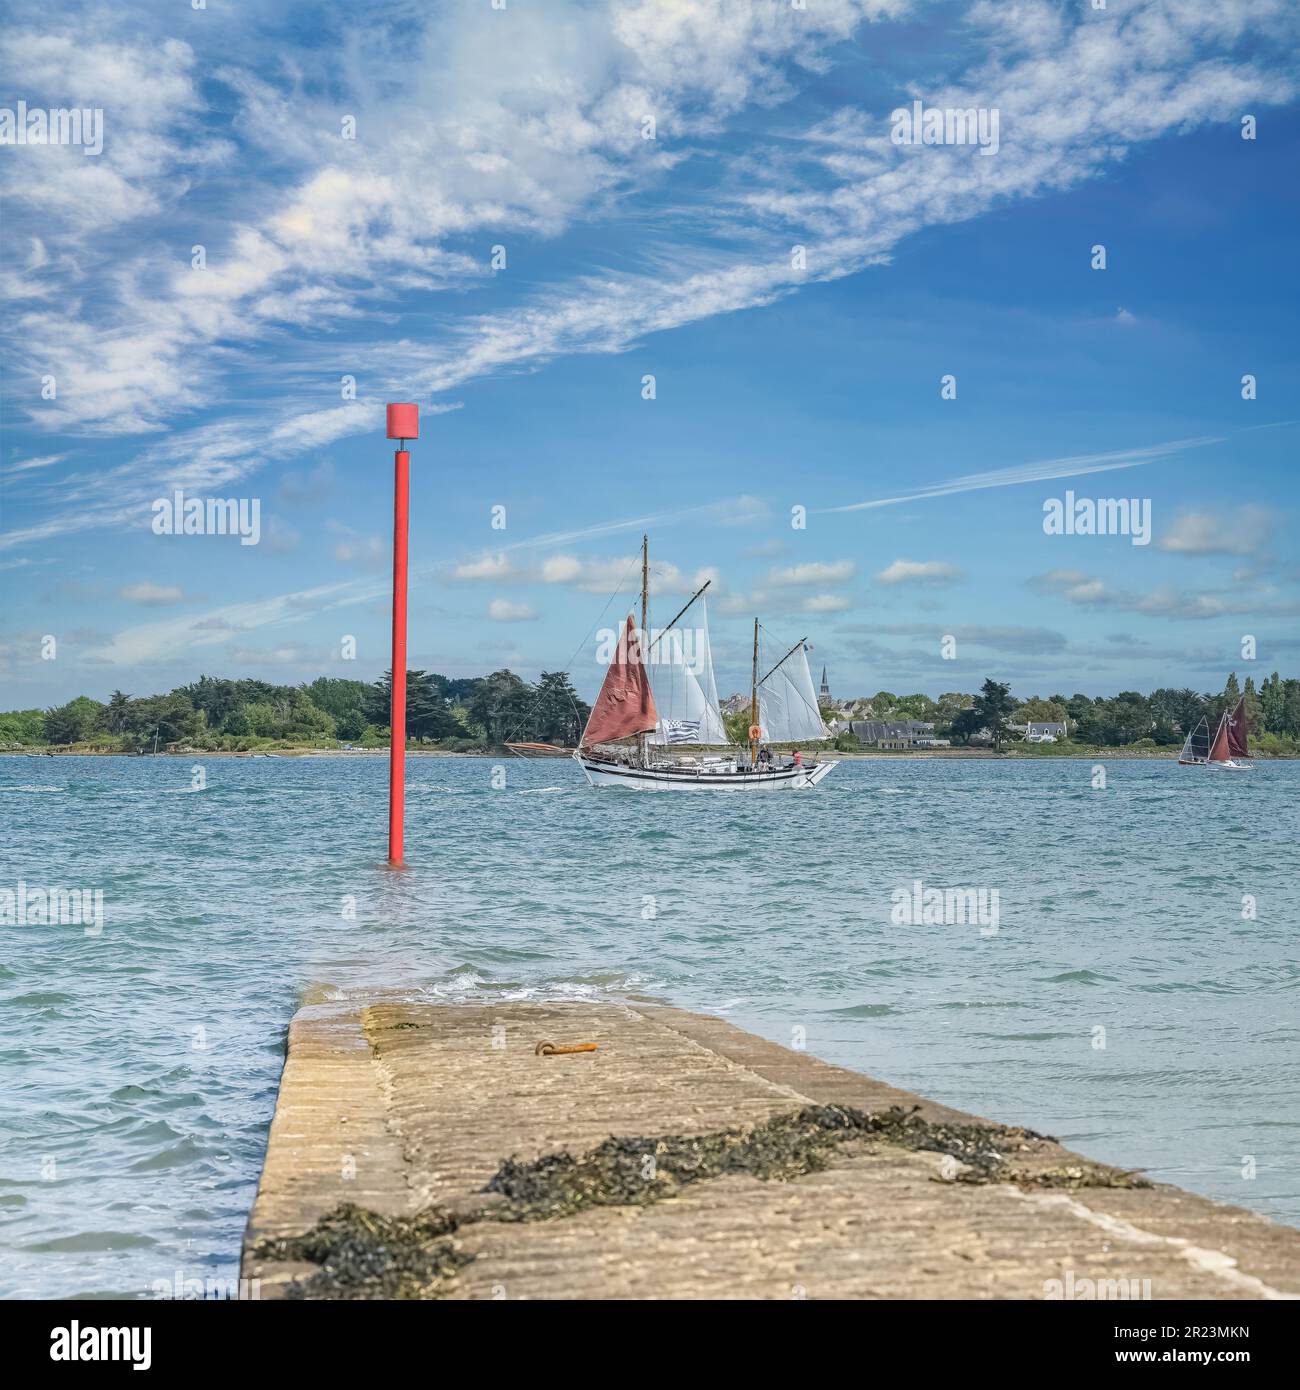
[2,453,65,476]
[118,582,185,605]
[802,593,851,613]
[541,554,583,583]
[1159,506,1274,556]
[767,560,855,586]
[875,559,962,585]
[488,598,538,621]
[332,535,387,569]
[4,0,1297,553]
[532,551,716,598]
[453,552,514,581]
[1030,567,1300,622]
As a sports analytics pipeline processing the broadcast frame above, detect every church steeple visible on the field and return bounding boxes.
[819,664,831,704]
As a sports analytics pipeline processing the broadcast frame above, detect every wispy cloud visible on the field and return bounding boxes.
[827,436,1221,515]
[8,0,1295,556]
[86,577,387,666]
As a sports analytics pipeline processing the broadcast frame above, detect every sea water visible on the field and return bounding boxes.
[2,753,1297,1297]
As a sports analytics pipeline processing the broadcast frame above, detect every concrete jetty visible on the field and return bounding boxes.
[241,999,1300,1299]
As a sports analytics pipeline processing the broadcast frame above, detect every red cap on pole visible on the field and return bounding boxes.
[387,403,419,440]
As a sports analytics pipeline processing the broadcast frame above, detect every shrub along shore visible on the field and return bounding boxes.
[4,670,1298,757]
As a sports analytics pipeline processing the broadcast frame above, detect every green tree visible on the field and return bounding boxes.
[0,709,49,745]
[891,692,938,720]
[1017,695,1067,725]
[1065,693,1094,724]
[179,676,240,729]
[223,708,250,737]
[100,689,132,734]
[1260,672,1285,733]
[44,696,104,745]
[1100,691,1152,745]
[1242,675,1264,734]
[336,708,366,741]
[367,670,458,742]
[1150,687,1205,733]
[466,669,534,743]
[304,677,370,722]
[972,679,1017,749]
[121,693,198,748]
[948,707,984,746]
[1282,680,1300,737]
[529,671,589,745]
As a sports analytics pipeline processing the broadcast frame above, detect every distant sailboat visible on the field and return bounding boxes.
[575,535,837,791]
[1178,696,1251,770]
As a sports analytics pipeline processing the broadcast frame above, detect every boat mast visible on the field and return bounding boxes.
[638,533,649,768]
[749,617,759,767]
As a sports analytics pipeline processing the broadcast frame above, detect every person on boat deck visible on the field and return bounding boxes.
[757,745,773,767]
[790,748,803,769]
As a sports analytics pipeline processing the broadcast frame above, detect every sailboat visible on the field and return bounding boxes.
[1178,696,1252,770]
[574,536,838,791]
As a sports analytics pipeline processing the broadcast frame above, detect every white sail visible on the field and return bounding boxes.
[758,643,831,743]
[696,596,724,731]
[647,605,728,745]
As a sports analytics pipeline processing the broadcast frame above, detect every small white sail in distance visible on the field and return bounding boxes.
[758,642,831,743]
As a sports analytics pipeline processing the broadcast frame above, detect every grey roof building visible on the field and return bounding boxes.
[846,719,947,746]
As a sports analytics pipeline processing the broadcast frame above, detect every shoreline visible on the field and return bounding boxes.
[5,747,1297,761]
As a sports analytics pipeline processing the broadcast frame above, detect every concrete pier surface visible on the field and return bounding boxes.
[242,999,1300,1300]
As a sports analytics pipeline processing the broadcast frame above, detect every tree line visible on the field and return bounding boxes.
[8,669,1299,754]
[838,673,1300,753]
[2,670,591,752]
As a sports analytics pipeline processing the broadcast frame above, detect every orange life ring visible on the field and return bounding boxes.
[747,724,762,742]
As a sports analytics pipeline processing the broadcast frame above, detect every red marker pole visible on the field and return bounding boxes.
[385,403,419,866]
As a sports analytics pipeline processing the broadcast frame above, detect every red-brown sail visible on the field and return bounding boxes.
[1224,696,1250,758]
[580,615,658,747]
[1208,714,1232,763]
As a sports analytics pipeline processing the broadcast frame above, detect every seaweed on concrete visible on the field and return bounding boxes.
[483,1103,872,1221]
[254,1202,468,1300]
[254,1104,1146,1297]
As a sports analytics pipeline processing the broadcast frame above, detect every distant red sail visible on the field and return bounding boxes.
[1224,696,1250,758]
[581,615,658,746]
[1208,715,1232,763]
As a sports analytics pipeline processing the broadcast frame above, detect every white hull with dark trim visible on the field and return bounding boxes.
[577,754,837,791]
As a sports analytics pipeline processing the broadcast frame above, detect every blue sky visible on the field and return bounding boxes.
[2,0,1298,708]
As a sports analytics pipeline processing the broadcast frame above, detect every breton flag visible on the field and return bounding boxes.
[661,720,702,744]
